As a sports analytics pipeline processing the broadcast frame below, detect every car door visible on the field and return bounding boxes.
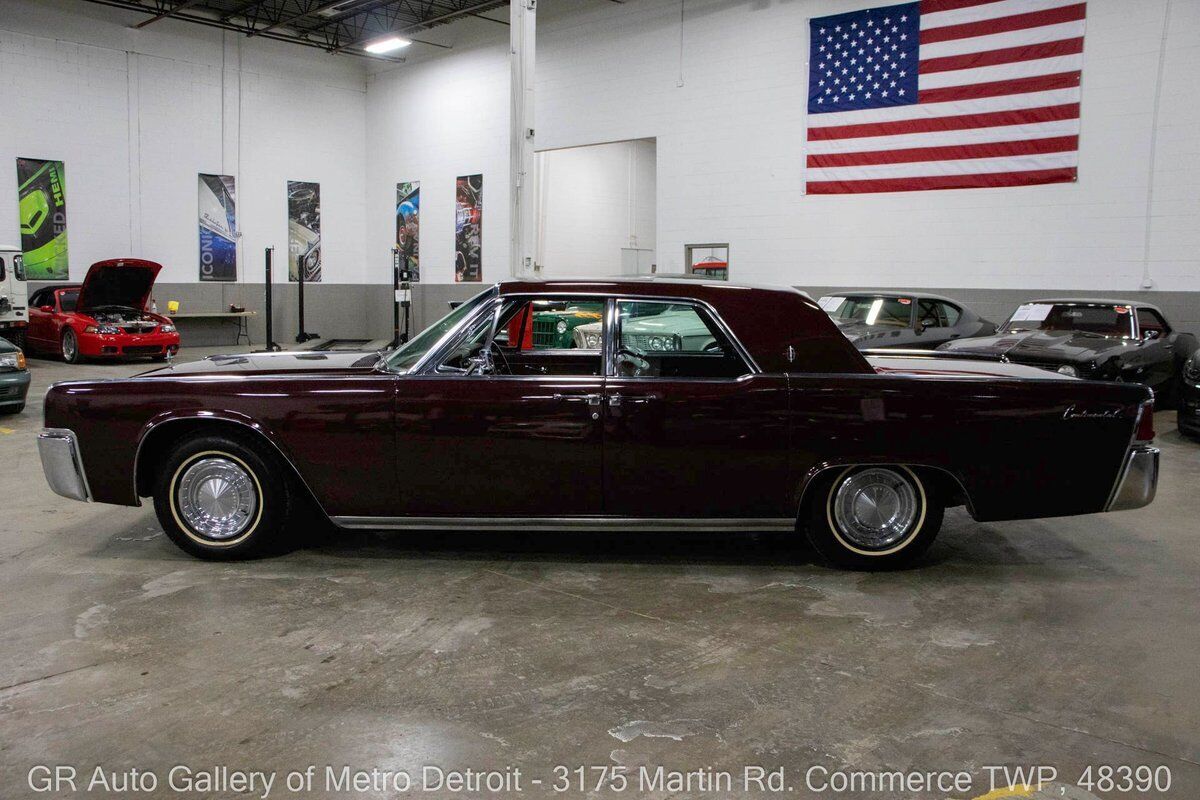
[392,295,606,517]
[602,298,791,519]
[25,289,54,350]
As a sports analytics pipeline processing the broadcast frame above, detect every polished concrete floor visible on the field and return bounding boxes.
[1,347,1197,799]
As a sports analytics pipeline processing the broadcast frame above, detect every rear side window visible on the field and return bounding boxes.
[1137,308,1169,336]
[0,257,6,281]
[939,302,961,326]
[614,300,749,379]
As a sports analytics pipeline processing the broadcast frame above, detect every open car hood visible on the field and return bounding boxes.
[76,259,163,312]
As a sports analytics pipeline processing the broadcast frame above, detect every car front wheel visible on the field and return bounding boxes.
[61,329,80,364]
[152,435,292,559]
[803,465,942,570]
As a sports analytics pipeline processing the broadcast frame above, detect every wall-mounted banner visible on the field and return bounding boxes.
[287,180,322,282]
[198,173,237,282]
[16,158,68,279]
[396,181,420,282]
[455,174,482,283]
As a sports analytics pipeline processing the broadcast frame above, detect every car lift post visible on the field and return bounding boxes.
[262,247,281,352]
[391,246,411,350]
[295,253,318,344]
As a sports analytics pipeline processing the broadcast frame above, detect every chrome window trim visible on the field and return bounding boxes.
[332,516,794,532]
[608,296,759,378]
[390,285,498,376]
[407,290,762,379]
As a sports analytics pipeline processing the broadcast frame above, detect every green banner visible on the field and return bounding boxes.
[16,158,68,280]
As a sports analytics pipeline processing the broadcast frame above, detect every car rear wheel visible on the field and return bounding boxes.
[61,329,80,364]
[802,465,943,570]
[152,435,292,559]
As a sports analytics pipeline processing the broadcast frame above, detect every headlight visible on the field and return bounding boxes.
[585,333,600,348]
[1185,359,1200,383]
[85,324,121,335]
[555,319,568,335]
[160,324,176,333]
[0,352,23,370]
[1056,365,1078,377]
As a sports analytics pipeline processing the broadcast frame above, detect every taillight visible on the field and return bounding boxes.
[1135,399,1155,443]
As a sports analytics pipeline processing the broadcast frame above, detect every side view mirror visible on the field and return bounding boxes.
[919,319,935,330]
[39,305,53,313]
[1143,329,1161,341]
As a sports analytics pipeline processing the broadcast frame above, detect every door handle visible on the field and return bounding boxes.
[607,393,658,415]
[553,392,602,405]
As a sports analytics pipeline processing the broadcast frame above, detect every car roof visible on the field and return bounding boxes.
[496,276,809,301]
[493,277,870,375]
[1029,298,1165,312]
[819,289,965,304]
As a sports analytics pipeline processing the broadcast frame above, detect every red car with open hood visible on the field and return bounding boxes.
[25,259,180,363]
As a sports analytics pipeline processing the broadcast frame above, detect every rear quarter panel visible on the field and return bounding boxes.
[787,373,1148,521]
[44,373,396,515]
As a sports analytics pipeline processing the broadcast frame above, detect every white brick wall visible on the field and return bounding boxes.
[367,0,1199,293]
[0,0,368,285]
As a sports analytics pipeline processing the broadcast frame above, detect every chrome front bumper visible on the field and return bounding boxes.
[38,428,91,502]
[1106,445,1159,512]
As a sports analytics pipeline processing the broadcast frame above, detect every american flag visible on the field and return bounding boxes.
[806,0,1086,194]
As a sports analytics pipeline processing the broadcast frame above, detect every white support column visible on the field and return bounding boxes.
[509,0,537,277]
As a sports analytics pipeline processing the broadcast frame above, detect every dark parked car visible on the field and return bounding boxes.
[39,279,1158,569]
[0,336,30,414]
[818,291,995,350]
[938,299,1197,404]
[1180,351,1200,440]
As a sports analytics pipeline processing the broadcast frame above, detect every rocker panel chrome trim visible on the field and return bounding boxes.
[331,516,795,532]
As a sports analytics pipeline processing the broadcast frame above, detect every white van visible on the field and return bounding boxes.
[0,245,29,349]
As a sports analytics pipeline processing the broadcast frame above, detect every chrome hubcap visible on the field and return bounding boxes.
[176,457,258,540]
[832,468,919,550]
[63,335,75,358]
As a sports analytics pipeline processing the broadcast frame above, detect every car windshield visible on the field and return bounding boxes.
[819,295,912,328]
[59,290,79,312]
[1002,303,1134,338]
[384,288,494,373]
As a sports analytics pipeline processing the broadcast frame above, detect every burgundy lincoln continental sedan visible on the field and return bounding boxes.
[39,278,1158,568]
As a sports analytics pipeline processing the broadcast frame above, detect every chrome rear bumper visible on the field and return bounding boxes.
[38,428,91,502]
[1106,445,1159,512]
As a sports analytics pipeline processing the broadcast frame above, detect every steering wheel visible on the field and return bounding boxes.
[616,344,650,377]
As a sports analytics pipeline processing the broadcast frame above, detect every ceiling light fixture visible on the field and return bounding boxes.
[364,36,412,54]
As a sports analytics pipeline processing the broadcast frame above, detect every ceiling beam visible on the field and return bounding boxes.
[133,0,207,27]
[328,0,503,53]
[251,0,350,37]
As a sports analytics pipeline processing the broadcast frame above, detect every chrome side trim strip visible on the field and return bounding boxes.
[38,428,91,502]
[331,516,795,532]
[1105,445,1159,512]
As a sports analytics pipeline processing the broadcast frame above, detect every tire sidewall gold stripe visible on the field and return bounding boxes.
[826,465,927,557]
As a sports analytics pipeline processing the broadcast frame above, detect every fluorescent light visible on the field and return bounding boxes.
[364,36,411,54]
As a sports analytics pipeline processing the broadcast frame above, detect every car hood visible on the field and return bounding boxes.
[937,330,1135,364]
[867,353,1074,380]
[138,350,383,377]
[77,259,163,312]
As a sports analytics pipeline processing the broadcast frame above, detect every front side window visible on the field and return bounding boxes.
[0,257,6,282]
[614,300,748,379]
[437,296,607,377]
[1003,303,1134,338]
[12,255,24,281]
[917,299,944,328]
[820,295,914,328]
[58,290,79,312]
